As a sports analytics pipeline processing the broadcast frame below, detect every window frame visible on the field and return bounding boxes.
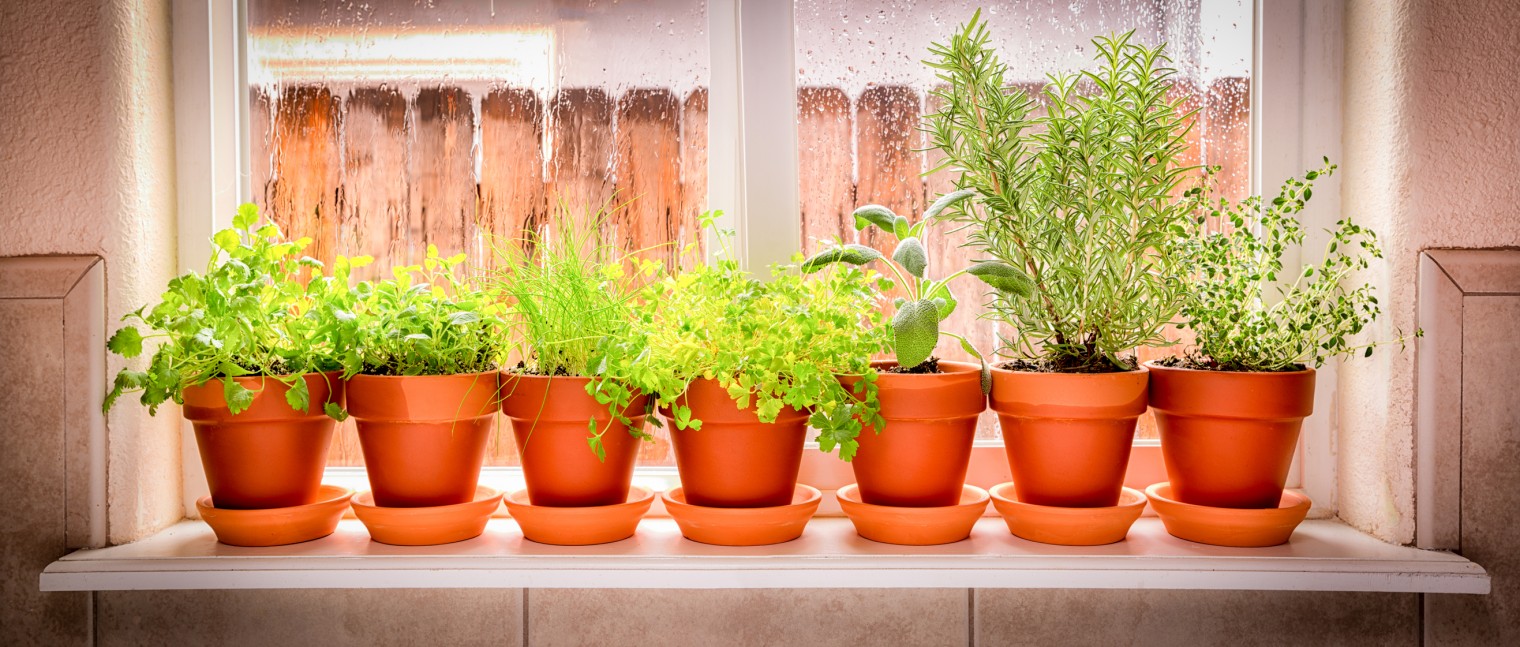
[172,0,1339,517]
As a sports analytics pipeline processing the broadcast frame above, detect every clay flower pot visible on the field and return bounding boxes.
[181,371,345,510]
[663,378,809,508]
[840,360,985,507]
[347,372,499,508]
[500,372,650,507]
[1147,362,1316,509]
[989,366,1148,508]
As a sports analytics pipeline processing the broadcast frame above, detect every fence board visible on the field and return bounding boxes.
[549,88,616,235]
[266,86,342,268]
[678,88,709,265]
[797,87,856,250]
[480,88,547,258]
[615,89,683,267]
[854,86,924,255]
[411,87,476,258]
[341,88,410,281]
[249,88,273,215]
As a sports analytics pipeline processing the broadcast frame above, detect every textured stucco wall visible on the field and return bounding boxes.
[1341,0,1520,543]
[0,0,181,543]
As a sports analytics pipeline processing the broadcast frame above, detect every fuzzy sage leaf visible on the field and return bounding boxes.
[892,299,941,370]
[800,244,885,273]
[967,261,1035,297]
[892,237,928,278]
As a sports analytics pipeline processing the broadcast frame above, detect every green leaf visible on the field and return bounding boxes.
[213,228,242,253]
[222,379,255,416]
[324,402,349,421]
[106,326,143,358]
[218,361,250,377]
[892,237,928,278]
[967,261,1035,297]
[892,299,940,369]
[448,311,482,326]
[851,204,901,235]
[924,188,976,221]
[283,376,310,413]
[233,203,259,230]
[800,244,884,273]
[892,216,910,239]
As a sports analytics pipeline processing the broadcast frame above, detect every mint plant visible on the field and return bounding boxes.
[486,203,663,461]
[801,194,1004,388]
[633,212,891,460]
[926,15,1197,372]
[1166,161,1415,372]
[346,245,502,377]
[104,203,359,419]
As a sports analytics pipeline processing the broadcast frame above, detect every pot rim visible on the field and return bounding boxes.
[348,370,501,381]
[1142,359,1316,376]
[859,359,981,375]
[989,364,1150,377]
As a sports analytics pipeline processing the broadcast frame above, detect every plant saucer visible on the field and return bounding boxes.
[1145,482,1310,547]
[351,486,502,546]
[662,484,821,546]
[504,486,654,546]
[837,483,988,546]
[197,484,353,547]
[989,482,1146,546]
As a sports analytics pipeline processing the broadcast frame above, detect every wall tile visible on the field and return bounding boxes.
[0,299,91,646]
[975,589,1418,646]
[1426,295,1520,644]
[96,589,523,647]
[527,588,967,647]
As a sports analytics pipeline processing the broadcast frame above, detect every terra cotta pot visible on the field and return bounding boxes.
[1147,361,1315,509]
[989,366,1148,508]
[347,372,498,508]
[181,371,345,510]
[663,378,809,508]
[500,372,650,507]
[841,360,985,507]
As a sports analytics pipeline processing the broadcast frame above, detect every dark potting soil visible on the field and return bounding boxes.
[1152,355,1307,373]
[999,354,1140,374]
[885,357,941,374]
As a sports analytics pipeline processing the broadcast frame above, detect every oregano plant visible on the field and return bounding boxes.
[104,203,360,419]
[926,14,1198,372]
[1166,160,1416,371]
[632,212,891,460]
[801,193,1013,389]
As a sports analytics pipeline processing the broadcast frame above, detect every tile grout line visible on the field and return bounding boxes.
[521,588,530,647]
[967,588,975,647]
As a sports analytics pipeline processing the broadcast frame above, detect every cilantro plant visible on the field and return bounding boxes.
[347,245,503,377]
[104,203,360,419]
[1167,161,1415,372]
[633,212,891,460]
[926,15,1197,372]
[801,194,1002,388]
[486,203,662,461]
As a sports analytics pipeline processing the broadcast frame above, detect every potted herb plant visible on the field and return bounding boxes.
[801,196,991,507]
[926,18,1196,508]
[492,205,659,508]
[345,245,503,508]
[1152,161,1412,509]
[104,204,355,510]
[638,213,889,508]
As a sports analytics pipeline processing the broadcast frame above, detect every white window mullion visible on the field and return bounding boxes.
[732,0,801,272]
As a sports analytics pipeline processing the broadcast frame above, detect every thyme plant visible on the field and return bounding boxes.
[487,201,662,461]
[926,14,1197,372]
[633,212,891,460]
[104,203,357,418]
[1167,161,1413,371]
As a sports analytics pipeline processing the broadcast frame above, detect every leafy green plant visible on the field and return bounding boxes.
[486,201,663,461]
[345,245,502,377]
[632,212,891,460]
[925,14,1198,372]
[801,195,1001,387]
[1166,161,1414,372]
[104,203,360,418]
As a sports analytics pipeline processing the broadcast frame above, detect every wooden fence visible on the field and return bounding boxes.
[250,79,1250,466]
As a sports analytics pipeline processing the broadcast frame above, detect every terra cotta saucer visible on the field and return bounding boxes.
[197,484,353,547]
[351,485,502,546]
[989,482,1146,546]
[1145,482,1310,547]
[837,483,988,546]
[505,485,654,545]
[662,484,821,546]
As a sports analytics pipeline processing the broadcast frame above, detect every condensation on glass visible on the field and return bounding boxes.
[793,0,1254,439]
[246,0,709,467]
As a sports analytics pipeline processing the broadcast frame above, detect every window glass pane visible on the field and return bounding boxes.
[794,0,1253,440]
[247,0,709,467]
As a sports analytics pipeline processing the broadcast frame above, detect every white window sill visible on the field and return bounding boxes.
[41,518,1487,594]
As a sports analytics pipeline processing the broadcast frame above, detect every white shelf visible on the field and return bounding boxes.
[41,518,1487,594]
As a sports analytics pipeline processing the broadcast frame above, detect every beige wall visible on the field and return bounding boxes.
[2,0,1517,644]
[0,0,182,544]
[1340,0,1520,542]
